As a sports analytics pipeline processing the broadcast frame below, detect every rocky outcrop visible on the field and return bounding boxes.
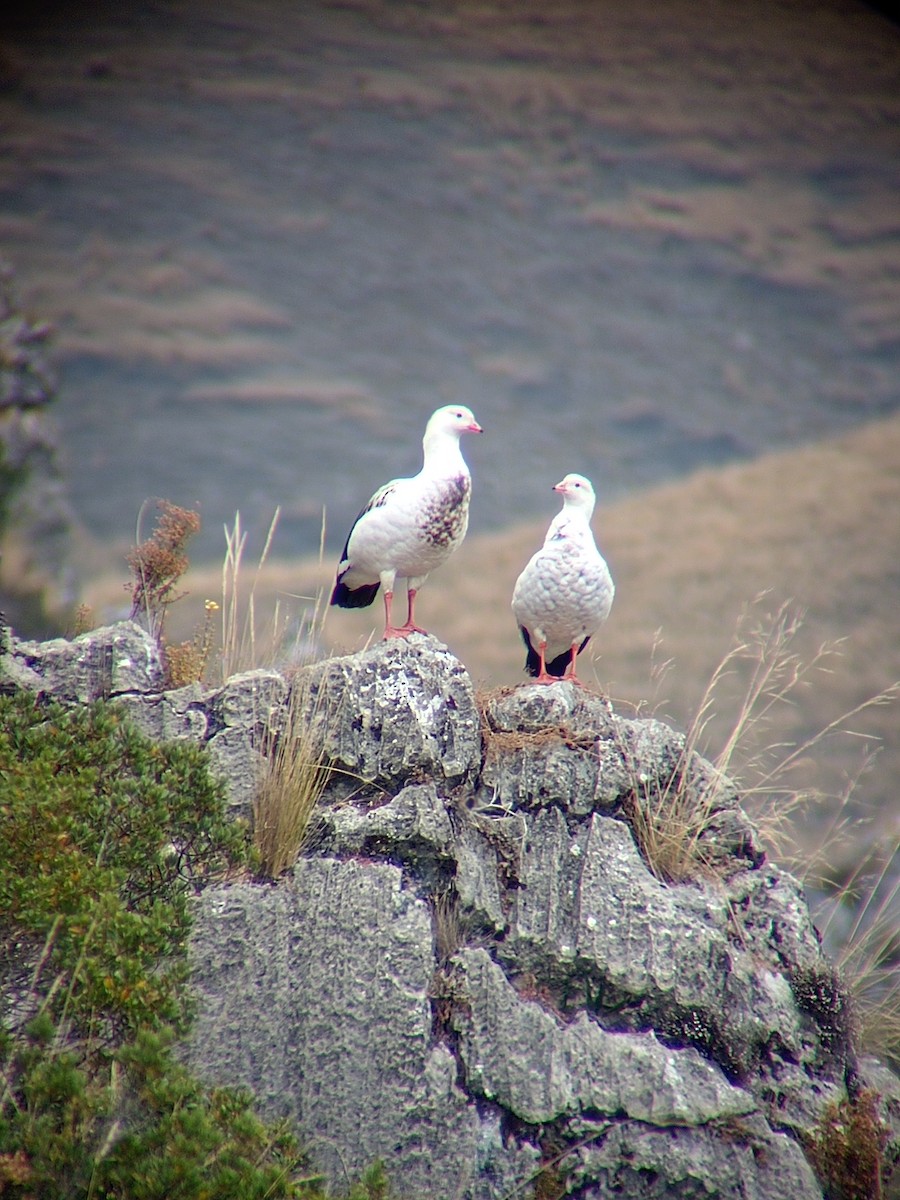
[3,620,898,1199]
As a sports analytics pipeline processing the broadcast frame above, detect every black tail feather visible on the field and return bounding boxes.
[520,628,591,677]
[519,626,542,676]
[544,647,574,677]
[330,577,380,609]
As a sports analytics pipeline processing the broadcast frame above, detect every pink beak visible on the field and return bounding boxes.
[467,420,483,434]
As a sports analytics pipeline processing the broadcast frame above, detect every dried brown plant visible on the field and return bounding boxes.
[163,599,219,688]
[127,499,201,641]
[806,1088,889,1200]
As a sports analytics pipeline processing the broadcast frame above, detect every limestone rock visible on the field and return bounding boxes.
[317,781,456,883]
[293,634,482,789]
[570,1119,823,1200]
[452,948,755,1126]
[188,863,533,1199]
[2,620,164,701]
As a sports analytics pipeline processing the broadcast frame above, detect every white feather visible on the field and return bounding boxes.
[512,473,614,672]
[331,405,481,612]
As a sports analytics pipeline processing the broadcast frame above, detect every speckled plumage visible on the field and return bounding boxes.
[330,404,482,637]
[512,473,614,681]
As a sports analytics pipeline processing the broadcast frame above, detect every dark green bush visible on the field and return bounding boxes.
[0,693,246,1039]
[0,692,388,1198]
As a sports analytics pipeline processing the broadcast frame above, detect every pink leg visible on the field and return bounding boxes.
[397,587,427,635]
[382,590,410,639]
[562,643,584,686]
[534,641,556,684]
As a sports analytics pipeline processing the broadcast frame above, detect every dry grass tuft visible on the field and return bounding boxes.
[432,888,465,966]
[253,681,328,880]
[817,850,900,1073]
[621,597,899,888]
[621,598,806,883]
[219,508,327,683]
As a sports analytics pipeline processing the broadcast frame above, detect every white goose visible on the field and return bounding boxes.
[330,404,483,638]
[511,473,614,684]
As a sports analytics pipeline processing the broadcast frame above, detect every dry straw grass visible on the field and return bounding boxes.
[218,507,327,682]
[645,599,895,881]
[252,679,329,880]
[816,850,900,1073]
[217,508,333,878]
[619,595,900,1066]
[623,599,820,883]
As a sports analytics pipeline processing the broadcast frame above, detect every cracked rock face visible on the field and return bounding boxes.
[5,623,898,1199]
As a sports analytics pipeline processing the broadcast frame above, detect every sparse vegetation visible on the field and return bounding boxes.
[817,850,900,1073]
[622,600,847,883]
[69,602,94,637]
[125,501,326,688]
[126,498,219,687]
[432,888,464,965]
[220,508,326,683]
[220,508,284,681]
[617,598,900,1075]
[163,596,219,688]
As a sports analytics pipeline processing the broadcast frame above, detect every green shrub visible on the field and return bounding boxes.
[0,692,387,1198]
[0,693,246,1038]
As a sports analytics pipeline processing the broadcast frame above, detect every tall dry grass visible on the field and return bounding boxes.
[618,595,900,1066]
[216,508,334,878]
[252,679,329,879]
[218,507,327,682]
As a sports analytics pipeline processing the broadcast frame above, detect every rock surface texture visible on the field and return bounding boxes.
[3,622,899,1199]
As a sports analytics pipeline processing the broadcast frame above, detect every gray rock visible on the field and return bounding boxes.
[498,809,819,1088]
[117,667,287,815]
[479,685,627,816]
[292,634,482,789]
[203,669,287,813]
[187,863,529,1200]
[115,680,211,743]
[3,620,164,701]
[480,682,617,741]
[570,1118,823,1200]
[453,812,520,934]
[452,948,755,1126]
[318,781,456,879]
